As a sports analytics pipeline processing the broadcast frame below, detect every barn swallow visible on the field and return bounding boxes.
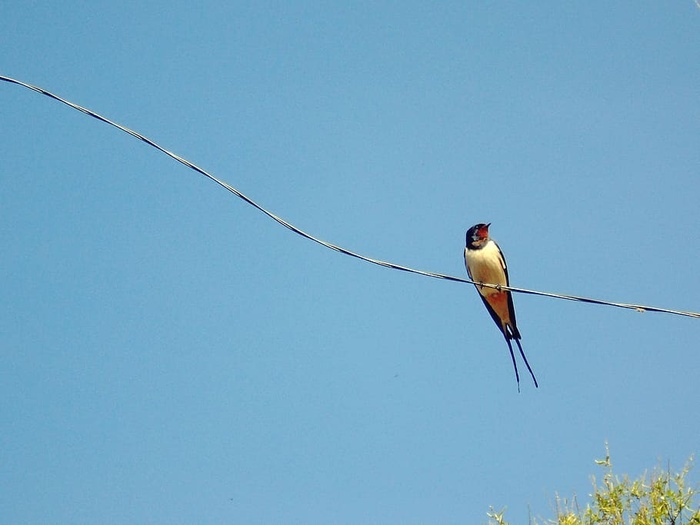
[464,223,538,391]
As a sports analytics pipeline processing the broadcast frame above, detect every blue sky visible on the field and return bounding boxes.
[2,2,699,523]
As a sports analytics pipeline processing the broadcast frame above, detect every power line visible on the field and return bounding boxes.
[2,74,698,320]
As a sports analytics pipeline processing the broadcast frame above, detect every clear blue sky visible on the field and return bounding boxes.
[2,2,699,523]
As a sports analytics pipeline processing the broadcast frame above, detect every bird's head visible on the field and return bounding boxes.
[466,223,491,249]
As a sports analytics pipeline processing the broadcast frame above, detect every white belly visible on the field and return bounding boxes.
[464,241,507,296]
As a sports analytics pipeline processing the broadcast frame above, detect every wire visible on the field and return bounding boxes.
[2,74,698,320]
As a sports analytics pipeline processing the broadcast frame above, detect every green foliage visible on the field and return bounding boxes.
[488,448,699,525]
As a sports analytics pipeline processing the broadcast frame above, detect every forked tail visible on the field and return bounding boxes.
[514,337,538,388]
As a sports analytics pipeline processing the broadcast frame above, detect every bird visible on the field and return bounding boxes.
[464,223,538,391]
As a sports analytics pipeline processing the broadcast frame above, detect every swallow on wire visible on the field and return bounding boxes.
[464,223,538,391]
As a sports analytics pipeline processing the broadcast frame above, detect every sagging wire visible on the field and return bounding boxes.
[2,74,698,320]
